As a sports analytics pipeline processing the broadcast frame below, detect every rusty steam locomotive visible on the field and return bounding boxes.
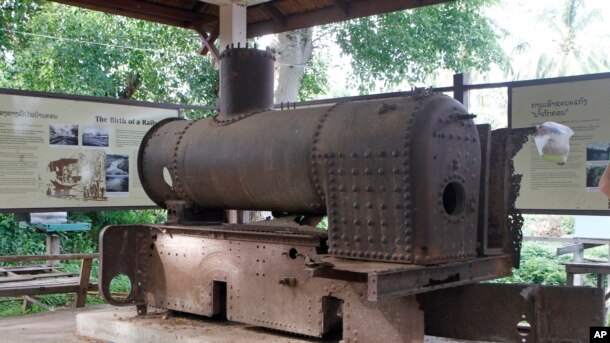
[99,48,531,342]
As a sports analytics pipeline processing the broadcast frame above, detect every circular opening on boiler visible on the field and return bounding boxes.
[109,273,132,301]
[288,248,298,259]
[442,181,465,216]
[162,167,173,188]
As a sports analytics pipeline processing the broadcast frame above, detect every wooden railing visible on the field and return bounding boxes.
[0,253,98,309]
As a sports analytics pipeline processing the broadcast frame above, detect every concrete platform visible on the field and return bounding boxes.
[76,307,491,343]
[0,305,109,343]
[77,307,320,343]
[0,305,491,342]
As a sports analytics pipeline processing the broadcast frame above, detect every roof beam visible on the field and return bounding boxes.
[196,25,221,62]
[260,3,287,27]
[248,0,451,38]
[53,0,217,27]
[333,0,349,17]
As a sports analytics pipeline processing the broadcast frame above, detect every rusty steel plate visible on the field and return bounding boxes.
[418,283,604,342]
[311,255,512,301]
[99,224,426,342]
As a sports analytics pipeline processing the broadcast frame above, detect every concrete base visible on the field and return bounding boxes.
[76,307,491,343]
[77,307,316,343]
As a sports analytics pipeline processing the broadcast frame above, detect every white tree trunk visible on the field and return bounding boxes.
[245,29,314,224]
[273,28,314,103]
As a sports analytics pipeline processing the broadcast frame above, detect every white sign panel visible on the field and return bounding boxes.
[0,92,178,211]
[512,77,610,212]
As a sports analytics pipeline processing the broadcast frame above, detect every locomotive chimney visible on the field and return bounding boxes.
[219,46,275,119]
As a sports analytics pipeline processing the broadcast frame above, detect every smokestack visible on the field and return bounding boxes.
[218,46,275,120]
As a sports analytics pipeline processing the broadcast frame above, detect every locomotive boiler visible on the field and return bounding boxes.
[99,47,531,342]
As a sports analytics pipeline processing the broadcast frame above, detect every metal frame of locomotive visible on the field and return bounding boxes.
[98,48,601,342]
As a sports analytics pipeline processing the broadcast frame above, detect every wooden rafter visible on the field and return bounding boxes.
[51,0,453,37]
[53,0,217,28]
[196,25,221,63]
[260,3,287,27]
[333,0,349,17]
[248,0,450,37]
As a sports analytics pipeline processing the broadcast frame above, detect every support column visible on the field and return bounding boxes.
[219,3,247,49]
[46,234,61,267]
[219,2,247,224]
[573,247,584,286]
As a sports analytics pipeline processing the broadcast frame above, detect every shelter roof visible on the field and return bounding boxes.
[51,0,453,37]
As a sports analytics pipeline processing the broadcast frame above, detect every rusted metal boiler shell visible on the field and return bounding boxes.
[139,94,481,264]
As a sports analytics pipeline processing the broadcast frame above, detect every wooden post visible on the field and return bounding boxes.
[45,234,61,267]
[573,248,584,286]
[75,258,93,308]
[566,272,574,286]
[219,2,247,49]
[452,73,471,110]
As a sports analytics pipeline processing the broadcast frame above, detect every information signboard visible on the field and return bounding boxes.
[511,75,610,213]
[0,90,178,212]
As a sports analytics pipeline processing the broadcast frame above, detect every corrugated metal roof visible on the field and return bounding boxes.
[51,0,453,38]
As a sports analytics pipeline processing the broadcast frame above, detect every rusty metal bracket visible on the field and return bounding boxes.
[311,255,512,301]
[488,127,536,267]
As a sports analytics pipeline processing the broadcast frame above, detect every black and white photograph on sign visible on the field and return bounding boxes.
[82,126,109,147]
[104,153,129,176]
[586,142,610,161]
[105,175,129,195]
[45,151,108,201]
[586,162,607,191]
[49,124,78,146]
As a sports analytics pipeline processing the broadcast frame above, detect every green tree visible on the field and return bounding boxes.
[274,0,506,100]
[501,0,610,80]
[0,1,218,105]
[335,0,505,93]
[534,0,608,78]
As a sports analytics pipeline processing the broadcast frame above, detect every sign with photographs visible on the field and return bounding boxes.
[0,91,178,211]
[511,76,610,213]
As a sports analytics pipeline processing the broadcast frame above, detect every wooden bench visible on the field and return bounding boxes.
[563,262,610,300]
[0,253,98,309]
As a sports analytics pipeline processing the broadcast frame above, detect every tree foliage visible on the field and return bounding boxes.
[335,0,506,92]
[534,0,608,78]
[0,1,218,104]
